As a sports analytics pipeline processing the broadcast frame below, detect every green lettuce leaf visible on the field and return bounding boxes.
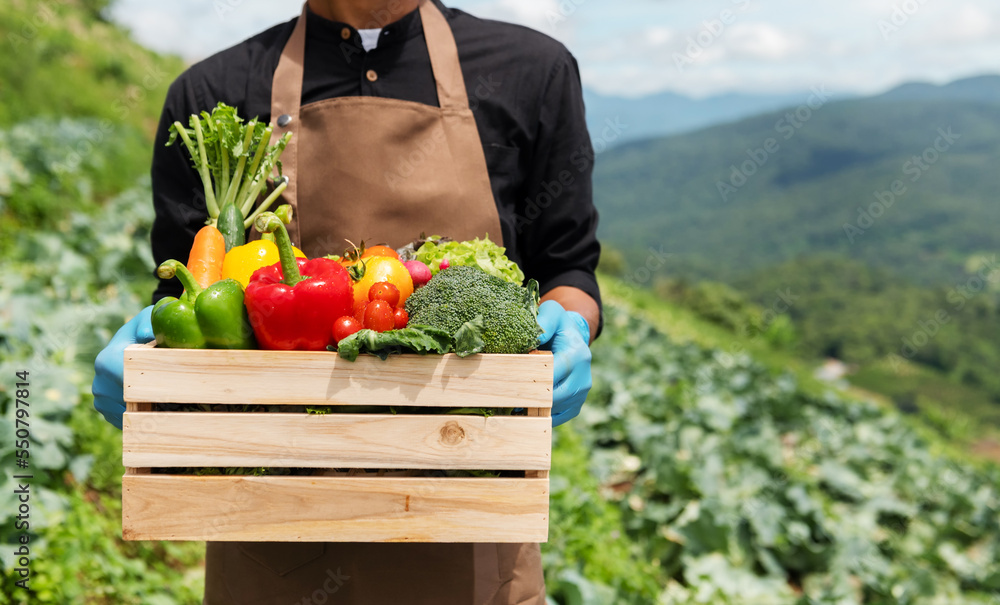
[414,234,525,284]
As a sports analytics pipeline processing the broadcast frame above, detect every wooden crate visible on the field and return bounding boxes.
[121,342,553,543]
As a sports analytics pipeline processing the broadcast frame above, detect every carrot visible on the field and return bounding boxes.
[186,225,226,290]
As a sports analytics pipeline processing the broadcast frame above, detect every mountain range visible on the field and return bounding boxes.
[591,74,1000,287]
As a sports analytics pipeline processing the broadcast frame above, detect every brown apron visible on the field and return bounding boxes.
[203,2,546,604]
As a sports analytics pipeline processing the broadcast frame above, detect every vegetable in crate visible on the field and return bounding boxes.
[167,103,292,250]
[244,212,354,350]
[347,254,415,308]
[222,239,306,288]
[405,265,543,356]
[186,225,226,289]
[412,234,525,284]
[151,260,255,349]
[335,325,453,361]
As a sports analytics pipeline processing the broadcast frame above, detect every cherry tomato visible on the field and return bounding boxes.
[353,299,368,323]
[332,316,362,344]
[364,300,395,333]
[393,307,409,330]
[368,281,401,307]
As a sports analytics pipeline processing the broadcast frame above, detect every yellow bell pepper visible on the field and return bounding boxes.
[222,240,307,288]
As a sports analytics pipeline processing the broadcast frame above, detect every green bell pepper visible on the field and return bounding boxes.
[152,260,255,349]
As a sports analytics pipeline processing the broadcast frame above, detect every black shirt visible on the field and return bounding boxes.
[151,0,602,330]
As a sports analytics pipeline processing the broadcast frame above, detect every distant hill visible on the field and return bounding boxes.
[875,74,1000,103]
[592,75,1000,286]
[583,88,834,145]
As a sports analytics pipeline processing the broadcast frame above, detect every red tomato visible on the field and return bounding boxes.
[364,300,395,333]
[368,281,401,307]
[332,316,362,344]
[393,307,409,330]
[353,299,368,323]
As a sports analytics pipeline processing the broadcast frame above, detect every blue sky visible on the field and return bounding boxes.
[111,0,1000,98]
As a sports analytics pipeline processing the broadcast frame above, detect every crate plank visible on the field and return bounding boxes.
[124,402,152,475]
[123,412,551,470]
[525,407,551,479]
[123,346,552,408]
[122,474,549,543]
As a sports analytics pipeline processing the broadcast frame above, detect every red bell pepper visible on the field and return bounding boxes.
[244,212,354,350]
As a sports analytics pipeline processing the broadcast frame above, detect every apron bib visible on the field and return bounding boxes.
[203,3,544,604]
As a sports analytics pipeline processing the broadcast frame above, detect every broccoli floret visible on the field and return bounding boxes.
[405,266,543,355]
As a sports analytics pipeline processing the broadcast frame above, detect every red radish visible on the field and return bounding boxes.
[403,260,433,287]
[439,258,450,271]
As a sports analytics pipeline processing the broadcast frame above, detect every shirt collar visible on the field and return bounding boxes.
[304,2,428,50]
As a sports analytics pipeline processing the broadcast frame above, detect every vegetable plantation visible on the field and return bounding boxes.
[2,117,1000,604]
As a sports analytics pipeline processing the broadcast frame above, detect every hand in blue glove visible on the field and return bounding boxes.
[92,306,154,429]
[537,300,592,426]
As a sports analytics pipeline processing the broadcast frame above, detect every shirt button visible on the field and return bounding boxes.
[366,69,378,82]
[341,27,351,40]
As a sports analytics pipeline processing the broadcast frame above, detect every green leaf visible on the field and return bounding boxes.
[334,324,453,361]
[454,315,485,357]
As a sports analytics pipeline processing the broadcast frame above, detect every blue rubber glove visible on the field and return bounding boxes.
[537,300,592,426]
[92,306,154,430]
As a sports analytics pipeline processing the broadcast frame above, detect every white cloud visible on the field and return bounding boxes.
[724,23,800,61]
[109,0,1000,98]
[464,0,566,37]
[933,3,995,42]
[643,26,674,47]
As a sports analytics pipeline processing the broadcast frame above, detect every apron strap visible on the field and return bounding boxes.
[269,1,470,242]
[268,4,308,243]
[419,1,470,111]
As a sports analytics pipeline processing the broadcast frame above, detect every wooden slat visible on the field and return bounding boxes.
[122,474,549,543]
[123,346,552,408]
[124,402,152,475]
[123,412,551,470]
[525,407,550,479]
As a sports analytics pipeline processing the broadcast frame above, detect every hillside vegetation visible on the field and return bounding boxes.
[594,78,1000,287]
[593,76,1000,443]
[2,2,999,604]
[0,0,182,247]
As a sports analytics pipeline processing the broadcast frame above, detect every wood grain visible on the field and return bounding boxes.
[524,407,551,479]
[122,412,551,470]
[122,474,549,543]
[124,402,152,475]
[123,346,552,408]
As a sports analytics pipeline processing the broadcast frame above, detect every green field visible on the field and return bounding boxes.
[2,2,999,603]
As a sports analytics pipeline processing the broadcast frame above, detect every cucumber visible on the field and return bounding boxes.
[217,202,245,252]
